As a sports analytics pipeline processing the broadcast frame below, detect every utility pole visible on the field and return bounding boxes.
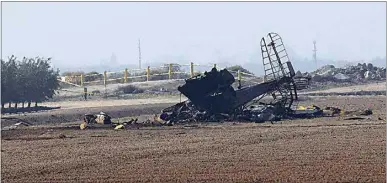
[313,40,317,69]
[138,39,142,70]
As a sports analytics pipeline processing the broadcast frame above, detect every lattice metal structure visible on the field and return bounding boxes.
[260,32,298,110]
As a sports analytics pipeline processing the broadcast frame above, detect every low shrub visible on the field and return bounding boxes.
[117,85,144,94]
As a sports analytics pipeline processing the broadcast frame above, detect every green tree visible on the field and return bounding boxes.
[1,59,8,108]
[3,56,19,108]
[16,57,31,108]
[32,57,60,106]
[1,56,61,110]
[21,58,39,108]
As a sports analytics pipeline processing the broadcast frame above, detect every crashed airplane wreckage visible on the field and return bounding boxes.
[78,32,373,130]
[160,32,316,124]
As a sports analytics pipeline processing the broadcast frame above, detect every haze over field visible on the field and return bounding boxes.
[2,2,386,75]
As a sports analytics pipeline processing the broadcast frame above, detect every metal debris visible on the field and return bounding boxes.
[2,122,31,131]
[83,112,112,124]
[114,124,125,130]
[341,109,373,116]
[159,32,317,124]
[344,117,369,120]
[81,112,146,130]
[81,112,113,129]
[157,33,375,124]
[80,123,87,130]
[78,32,375,128]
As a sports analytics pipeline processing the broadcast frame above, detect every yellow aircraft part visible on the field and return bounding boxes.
[154,114,163,122]
[114,124,125,130]
[80,123,87,130]
[297,106,317,110]
[340,110,346,116]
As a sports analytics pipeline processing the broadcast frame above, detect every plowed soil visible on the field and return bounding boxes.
[1,96,386,183]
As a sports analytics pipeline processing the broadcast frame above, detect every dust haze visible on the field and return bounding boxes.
[2,2,386,75]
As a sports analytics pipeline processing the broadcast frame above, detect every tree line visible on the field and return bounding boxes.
[1,55,60,109]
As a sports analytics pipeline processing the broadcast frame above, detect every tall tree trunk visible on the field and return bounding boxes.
[1,103,4,109]
[22,102,25,108]
[8,102,11,108]
[35,101,38,107]
[28,101,31,108]
[14,103,18,109]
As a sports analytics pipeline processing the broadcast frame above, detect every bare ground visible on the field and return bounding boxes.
[49,82,386,109]
[1,96,386,183]
[0,103,174,127]
[301,82,385,94]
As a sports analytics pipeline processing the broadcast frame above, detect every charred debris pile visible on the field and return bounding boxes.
[158,32,344,125]
[79,33,374,129]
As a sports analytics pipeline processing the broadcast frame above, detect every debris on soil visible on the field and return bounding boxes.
[344,117,369,120]
[323,106,342,116]
[359,109,373,116]
[341,109,373,116]
[339,109,374,121]
[81,112,114,129]
[80,123,87,130]
[156,33,376,125]
[2,122,32,131]
[77,33,377,128]
[1,117,33,125]
[84,114,96,123]
[81,111,161,130]
[157,33,322,125]
[114,124,125,130]
[96,112,112,124]
[83,112,112,124]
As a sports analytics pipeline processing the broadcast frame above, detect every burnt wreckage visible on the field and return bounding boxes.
[160,33,314,124]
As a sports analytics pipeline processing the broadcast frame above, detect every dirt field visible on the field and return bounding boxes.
[1,95,386,183]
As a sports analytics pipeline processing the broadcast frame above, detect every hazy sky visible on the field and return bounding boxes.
[2,2,386,68]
